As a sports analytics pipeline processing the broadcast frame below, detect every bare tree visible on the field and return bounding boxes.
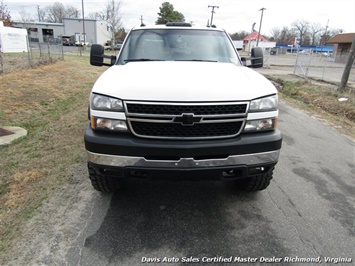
[18,7,35,22]
[104,0,122,33]
[328,28,343,36]
[45,2,65,23]
[45,2,79,23]
[87,0,122,43]
[270,27,281,42]
[36,5,46,22]
[327,28,344,40]
[87,12,106,20]
[65,5,79,18]
[291,19,309,44]
[320,28,344,46]
[278,26,295,44]
[309,23,323,45]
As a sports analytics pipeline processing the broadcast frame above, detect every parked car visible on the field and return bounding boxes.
[270,47,277,55]
[62,38,70,46]
[105,42,122,50]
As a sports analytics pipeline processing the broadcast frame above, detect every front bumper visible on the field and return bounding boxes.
[85,126,282,180]
[87,150,280,168]
[85,126,282,158]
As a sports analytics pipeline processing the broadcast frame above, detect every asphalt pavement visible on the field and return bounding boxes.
[68,101,354,266]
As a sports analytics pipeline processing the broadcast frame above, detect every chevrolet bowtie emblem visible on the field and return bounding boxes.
[173,113,202,126]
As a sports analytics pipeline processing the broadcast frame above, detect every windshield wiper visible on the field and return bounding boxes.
[124,58,165,62]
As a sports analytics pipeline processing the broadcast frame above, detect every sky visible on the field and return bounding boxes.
[6,0,355,35]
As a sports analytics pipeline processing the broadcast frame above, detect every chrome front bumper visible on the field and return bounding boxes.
[87,150,280,168]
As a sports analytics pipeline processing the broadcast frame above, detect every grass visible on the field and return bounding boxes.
[0,55,105,254]
[0,56,354,256]
[270,78,355,139]
[283,80,353,119]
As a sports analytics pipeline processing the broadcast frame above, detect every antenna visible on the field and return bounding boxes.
[140,15,145,26]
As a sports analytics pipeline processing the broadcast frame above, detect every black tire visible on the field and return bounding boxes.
[238,170,273,192]
[88,164,117,193]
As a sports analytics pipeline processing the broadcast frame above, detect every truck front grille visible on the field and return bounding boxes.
[130,121,244,138]
[126,103,247,115]
[125,101,248,140]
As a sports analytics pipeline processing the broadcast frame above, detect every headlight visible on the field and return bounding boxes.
[91,94,124,111]
[92,117,128,131]
[249,95,278,112]
[243,118,277,132]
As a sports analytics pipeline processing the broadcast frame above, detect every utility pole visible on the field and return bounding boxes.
[36,5,41,22]
[339,35,355,92]
[208,5,219,26]
[256,7,266,47]
[323,19,329,46]
[82,0,86,48]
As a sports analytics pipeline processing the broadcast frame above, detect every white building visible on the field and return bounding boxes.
[63,18,112,45]
[13,21,64,43]
[14,18,112,46]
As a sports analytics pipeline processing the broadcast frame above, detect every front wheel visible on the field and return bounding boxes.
[237,171,273,192]
[88,164,118,192]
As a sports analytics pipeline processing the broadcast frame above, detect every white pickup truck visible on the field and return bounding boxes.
[85,22,282,192]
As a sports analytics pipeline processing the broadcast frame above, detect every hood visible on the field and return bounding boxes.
[92,61,277,102]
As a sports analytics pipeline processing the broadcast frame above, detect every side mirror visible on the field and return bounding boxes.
[90,44,105,66]
[90,44,116,67]
[250,47,263,68]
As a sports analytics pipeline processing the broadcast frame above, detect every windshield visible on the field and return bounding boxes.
[117,29,241,65]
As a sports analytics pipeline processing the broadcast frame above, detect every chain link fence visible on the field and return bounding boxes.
[0,41,64,74]
[2,43,354,86]
[262,48,355,86]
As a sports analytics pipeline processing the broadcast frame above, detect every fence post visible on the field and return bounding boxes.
[0,52,3,74]
[321,52,329,80]
[38,42,42,59]
[26,33,32,67]
[293,50,298,75]
[61,40,64,60]
[47,37,51,60]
